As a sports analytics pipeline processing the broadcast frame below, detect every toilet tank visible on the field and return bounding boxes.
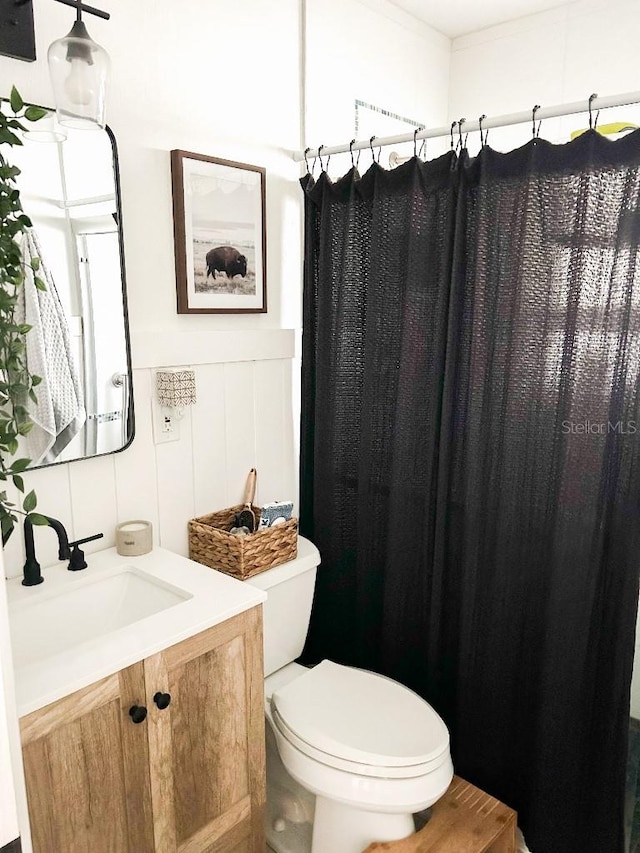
[245,536,320,676]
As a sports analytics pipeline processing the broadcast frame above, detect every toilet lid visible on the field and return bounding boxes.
[271,660,449,768]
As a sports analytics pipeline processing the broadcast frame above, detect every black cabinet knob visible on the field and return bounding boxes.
[153,692,171,710]
[129,705,147,724]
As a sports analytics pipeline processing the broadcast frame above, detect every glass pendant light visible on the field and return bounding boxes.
[47,3,110,130]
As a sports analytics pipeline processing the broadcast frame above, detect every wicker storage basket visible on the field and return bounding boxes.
[188,504,298,580]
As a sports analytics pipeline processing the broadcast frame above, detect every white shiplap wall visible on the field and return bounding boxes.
[2,330,296,580]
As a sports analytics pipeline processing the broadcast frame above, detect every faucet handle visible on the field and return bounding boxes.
[68,544,87,571]
[68,533,104,571]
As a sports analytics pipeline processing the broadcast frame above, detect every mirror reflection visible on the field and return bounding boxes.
[11,113,133,468]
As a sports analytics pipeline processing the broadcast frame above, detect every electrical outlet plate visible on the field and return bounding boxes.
[151,376,180,444]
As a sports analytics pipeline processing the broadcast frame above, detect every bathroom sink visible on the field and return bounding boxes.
[5,545,267,718]
[9,565,192,671]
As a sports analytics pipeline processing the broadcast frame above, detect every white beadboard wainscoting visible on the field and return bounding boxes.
[2,330,296,580]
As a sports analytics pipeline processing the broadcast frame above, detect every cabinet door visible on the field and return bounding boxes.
[144,606,265,853]
[20,662,155,853]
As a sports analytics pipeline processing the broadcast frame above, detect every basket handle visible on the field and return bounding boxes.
[243,468,257,507]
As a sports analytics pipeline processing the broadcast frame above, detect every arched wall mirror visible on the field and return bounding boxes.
[8,107,133,468]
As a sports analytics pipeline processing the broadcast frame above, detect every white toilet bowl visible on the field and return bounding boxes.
[265,659,453,853]
[246,539,454,853]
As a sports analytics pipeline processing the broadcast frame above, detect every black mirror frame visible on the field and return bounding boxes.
[21,117,135,470]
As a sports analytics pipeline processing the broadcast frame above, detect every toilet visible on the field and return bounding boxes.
[246,536,453,853]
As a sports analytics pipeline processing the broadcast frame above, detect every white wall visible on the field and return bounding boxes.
[1,340,297,578]
[3,0,305,332]
[449,0,640,154]
[448,0,640,717]
[306,0,451,175]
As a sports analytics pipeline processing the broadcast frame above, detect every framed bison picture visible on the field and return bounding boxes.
[171,150,267,313]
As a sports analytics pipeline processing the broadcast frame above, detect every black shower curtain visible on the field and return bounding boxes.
[300,132,640,853]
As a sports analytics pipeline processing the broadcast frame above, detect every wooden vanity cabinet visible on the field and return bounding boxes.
[21,659,154,853]
[20,606,265,853]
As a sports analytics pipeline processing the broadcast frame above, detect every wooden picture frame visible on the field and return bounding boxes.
[171,150,267,314]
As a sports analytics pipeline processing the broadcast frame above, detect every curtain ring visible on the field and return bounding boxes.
[303,147,311,175]
[369,135,380,164]
[478,114,488,147]
[349,138,360,169]
[457,118,467,152]
[318,145,331,172]
[588,92,599,130]
[532,104,542,140]
[414,126,423,157]
[450,121,456,151]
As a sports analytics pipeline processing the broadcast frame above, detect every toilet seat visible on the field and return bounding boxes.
[270,660,450,779]
[271,705,451,779]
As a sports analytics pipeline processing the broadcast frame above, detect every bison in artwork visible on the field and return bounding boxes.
[206,246,248,280]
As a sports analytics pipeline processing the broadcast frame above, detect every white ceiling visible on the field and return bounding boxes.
[389,0,576,38]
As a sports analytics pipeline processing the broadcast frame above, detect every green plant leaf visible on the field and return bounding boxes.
[22,490,36,513]
[0,165,20,180]
[9,87,23,114]
[1,513,15,545]
[3,131,22,147]
[0,91,39,535]
[27,512,49,527]
[24,106,48,123]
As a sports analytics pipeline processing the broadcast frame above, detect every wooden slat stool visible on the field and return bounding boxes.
[362,776,517,853]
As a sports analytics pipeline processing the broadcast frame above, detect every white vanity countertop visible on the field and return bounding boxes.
[6,546,267,717]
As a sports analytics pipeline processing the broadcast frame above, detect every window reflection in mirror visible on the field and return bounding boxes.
[9,111,133,468]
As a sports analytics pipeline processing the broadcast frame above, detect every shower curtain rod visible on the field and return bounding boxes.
[293,89,640,161]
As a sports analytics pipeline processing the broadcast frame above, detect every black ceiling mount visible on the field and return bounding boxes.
[0,0,36,62]
[0,0,109,64]
[53,0,110,20]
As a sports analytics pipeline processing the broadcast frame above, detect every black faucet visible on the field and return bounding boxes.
[22,521,104,586]
[22,516,70,587]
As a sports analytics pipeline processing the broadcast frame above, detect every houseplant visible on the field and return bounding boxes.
[0,86,49,543]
